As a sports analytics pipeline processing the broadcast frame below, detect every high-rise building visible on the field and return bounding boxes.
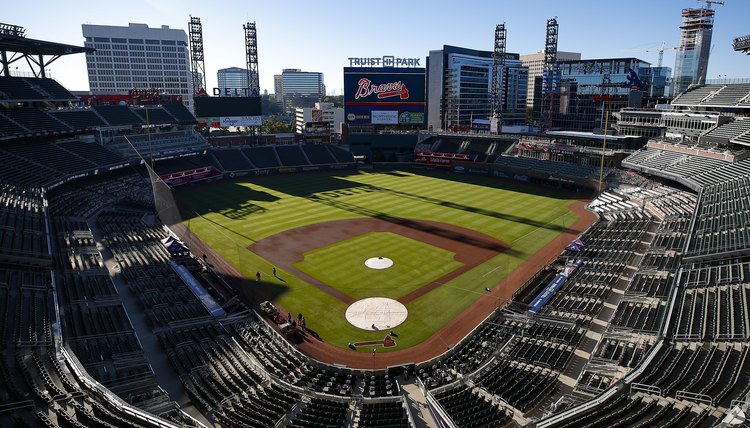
[427,45,528,131]
[520,51,581,108]
[536,57,667,131]
[217,67,256,96]
[82,23,193,110]
[280,69,325,112]
[273,74,283,103]
[673,7,716,96]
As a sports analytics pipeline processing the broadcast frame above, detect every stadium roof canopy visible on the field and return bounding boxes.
[0,23,94,78]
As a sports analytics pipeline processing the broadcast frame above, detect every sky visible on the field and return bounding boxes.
[6,0,750,95]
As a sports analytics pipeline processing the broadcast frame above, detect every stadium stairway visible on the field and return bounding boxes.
[401,381,438,428]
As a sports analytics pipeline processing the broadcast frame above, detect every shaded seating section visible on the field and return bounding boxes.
[132,107,179,125]
[48,109,108,130]
[0,184,49,264]
[328,145,355,163]
[242,146,280,168]
[275,144,311,166]
[0,149,62,186]
[302,145,337,164]
[108,130,210,160]
[214,384,300,428]
[152,153,220,175]
[57,140,126,167]
[26,77,76,100]
[286,397,348,427]
[48,170,152,218]
[434,385,512,428]
[1,108,71,133]
[163,103,197,125]
[494,155,602,180]
[4,141,97,174]
[0,113,27,137]
[358,400,409,428]
[212,148,254,171]
[0,76,49,100]
[94,105,145,127]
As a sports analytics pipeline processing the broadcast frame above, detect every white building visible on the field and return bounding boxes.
[82,23,193,111]
[295,102,344,135]
[520,51,581,108]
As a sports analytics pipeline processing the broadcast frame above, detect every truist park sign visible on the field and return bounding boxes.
[344,66,425,125]
[348,56,421,67]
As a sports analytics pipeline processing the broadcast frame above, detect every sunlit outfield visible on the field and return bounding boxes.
[175,169,580,351]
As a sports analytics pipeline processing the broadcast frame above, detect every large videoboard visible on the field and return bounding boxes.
[344,67,425,125]
[194,96,262,118]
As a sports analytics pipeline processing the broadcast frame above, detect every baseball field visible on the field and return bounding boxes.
[174,169,581,354]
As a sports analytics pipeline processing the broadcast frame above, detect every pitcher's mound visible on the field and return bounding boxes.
[365,257,393,269]
[345,297,408,330]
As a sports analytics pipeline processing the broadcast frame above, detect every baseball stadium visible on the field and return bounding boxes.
[1,10,750,428]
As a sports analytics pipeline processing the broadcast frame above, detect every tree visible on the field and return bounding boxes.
[262,118,293,134]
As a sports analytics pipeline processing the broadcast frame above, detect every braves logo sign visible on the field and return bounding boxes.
[355,78,409,100]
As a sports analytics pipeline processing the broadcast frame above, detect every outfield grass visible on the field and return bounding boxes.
[294,232,463,300]
[176,169,580,351]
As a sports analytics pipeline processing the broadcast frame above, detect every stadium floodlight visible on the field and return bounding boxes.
[0,23,25,37]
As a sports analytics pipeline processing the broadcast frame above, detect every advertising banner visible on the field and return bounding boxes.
[219,116,262,127]
[371,110,398,124]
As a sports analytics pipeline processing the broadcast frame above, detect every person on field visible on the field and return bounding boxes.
[256,271,261,282]
[272,266,277,277]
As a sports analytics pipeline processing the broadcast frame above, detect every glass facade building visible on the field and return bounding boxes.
[281,69,325,112]
[673,7,715,96]
[535,57,672,131]
[427,45,528,131]
[217,67,255,97]
[82,23,192,110]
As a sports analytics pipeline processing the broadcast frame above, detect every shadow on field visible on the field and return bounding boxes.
[183,181,280,220]
[252,171,367,197]
[237,279,292,303]
[306,195,522,256]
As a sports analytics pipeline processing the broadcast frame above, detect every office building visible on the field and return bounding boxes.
[673,7,716,96]
[427,45,528,132]
[280,69,325,112]
[82,23,192,110]
[217,67,257,97]
[535,57,673,131]
[521,51,581,108]
[295,102,344,141]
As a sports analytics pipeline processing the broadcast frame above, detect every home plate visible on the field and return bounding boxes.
[365,257,393,269]
[345,297,408,330]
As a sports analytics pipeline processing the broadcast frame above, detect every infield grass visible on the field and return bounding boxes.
[294,232,463,300]
[175,169,580,351]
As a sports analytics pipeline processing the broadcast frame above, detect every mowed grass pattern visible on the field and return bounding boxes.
[176,170,580,351]
[294,232,463,300]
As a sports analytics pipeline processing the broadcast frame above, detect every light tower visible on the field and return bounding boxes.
[188,16,206,95]
[490,23,507,134]
[541,18,558,131]
[243,22,260,97]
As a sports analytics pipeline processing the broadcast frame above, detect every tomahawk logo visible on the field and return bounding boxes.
[355,78,410,100]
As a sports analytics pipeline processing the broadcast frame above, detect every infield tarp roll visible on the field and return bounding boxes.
[528,259,584,314]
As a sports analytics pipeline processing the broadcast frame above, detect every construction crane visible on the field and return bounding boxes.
[622,42,679,68]
[700,0,724,9]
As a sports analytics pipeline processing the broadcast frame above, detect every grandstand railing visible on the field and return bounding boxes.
[60,346,205,428]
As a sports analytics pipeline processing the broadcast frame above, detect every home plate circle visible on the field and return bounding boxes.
[365,257,393,269]
[345,297,408,330]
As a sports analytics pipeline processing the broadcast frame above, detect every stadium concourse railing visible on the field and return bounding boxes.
[60,346,207,428]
